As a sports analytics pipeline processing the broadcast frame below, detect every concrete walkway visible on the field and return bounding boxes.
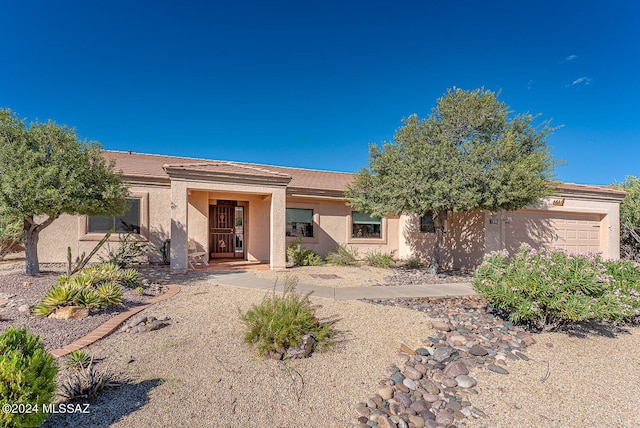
[205,271,477,300]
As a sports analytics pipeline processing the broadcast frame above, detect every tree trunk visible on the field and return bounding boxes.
[428,210,448,274]
[23,218,40,275]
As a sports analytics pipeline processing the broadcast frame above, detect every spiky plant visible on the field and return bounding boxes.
[80,262,122,285]
[134,286,144,296]
[40,284,81,309]
[75,288,105,311]
[57,360,121,401]
[65,350,92,370]
[120,269,140,288]
[32,304,53,317]
[97,282,123,306]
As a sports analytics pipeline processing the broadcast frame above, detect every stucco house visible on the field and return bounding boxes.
[38,151,626,273]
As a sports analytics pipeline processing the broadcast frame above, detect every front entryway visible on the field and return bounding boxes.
[209,201,245,259]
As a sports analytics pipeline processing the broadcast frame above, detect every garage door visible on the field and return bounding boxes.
[504,210,601,255]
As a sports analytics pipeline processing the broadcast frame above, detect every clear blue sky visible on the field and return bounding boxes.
[1,1,638,185]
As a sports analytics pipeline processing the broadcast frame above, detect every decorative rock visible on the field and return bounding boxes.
[357,405,371,417]
[410,400,430,413]
[455,375,477,388]
[17,304,30,313]
[413,363,427,375]
[394,391,412,408]
[400,344,417,355]
[487,364,509,375]
[129,315,147,327]
[49,306,89,320]
[404,366,423,380]
[408,415,425,428]
[431,321,451,332]
[378,386,394,400]
[432,346,456,362]
[403,378,418,390]
[515,351,529,361]
[415,348,430,356]
[469,344,488,356]
[391,372,405,385]
[424,420,437,428]
[434,410,453,425]
[441,377,457,388]
[377,415,398,428]
[443,361,468,378]
[421,380,440,395]
[422,393,439,403]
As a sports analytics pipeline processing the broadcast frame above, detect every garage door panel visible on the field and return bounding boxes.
[505,210,601,255]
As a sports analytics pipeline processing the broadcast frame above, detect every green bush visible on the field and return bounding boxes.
[405,256,421,269]
[240,277,337,359]
[0,327,58,428]
[65,350,91,370]
[325,244,359,266]
[363,250,395,268]
[474,245,640,330]
[286,239,323,267]
[99,232,149,268]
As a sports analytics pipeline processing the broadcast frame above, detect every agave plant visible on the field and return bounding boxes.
[32,304,53,317]
[65,349,92,370]
[75,288,105,311]
[81,262,122,285]
[120,269,140,288]
[40,284,81,309]
[97,282,123,306]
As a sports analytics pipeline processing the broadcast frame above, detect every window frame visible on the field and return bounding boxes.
[420,212,436,234]
[79,192,149,241]
[347,211,387,243]
[286,208,315,238]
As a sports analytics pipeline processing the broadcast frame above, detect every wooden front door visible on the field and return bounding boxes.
[210,204,244,258]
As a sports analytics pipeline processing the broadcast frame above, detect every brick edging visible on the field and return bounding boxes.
[50,284,181,358]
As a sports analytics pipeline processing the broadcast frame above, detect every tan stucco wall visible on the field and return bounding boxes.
[285,196,401,258]
[38,184,170,264]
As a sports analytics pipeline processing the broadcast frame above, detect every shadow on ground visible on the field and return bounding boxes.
[41,378,162,428]
[561,320,636,339]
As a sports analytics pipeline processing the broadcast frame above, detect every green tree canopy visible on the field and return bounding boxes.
[0,109,129,274]
[613,176,640,261]
[346,88,558,272]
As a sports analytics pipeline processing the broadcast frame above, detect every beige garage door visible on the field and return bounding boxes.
[504,210,602,255]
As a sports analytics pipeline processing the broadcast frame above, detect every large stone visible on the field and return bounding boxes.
[377,415,398,428]
[443,361,469,378]
[394,391,412,408]
[421,379,440,395]
[411,400,431,413]
[455,375,477,388]
[378,386,394,400]
[408,415,425,428]
[488,364,509,375]
[435,410,454,425]
[49,306,89,320]
[431,321,451,332]
[403,378,418,390]
[469,344,488,356]
[432,346,456,362]
[404,366,423,380]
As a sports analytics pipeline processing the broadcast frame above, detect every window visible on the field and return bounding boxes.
[286,208,314,237]
[87,198,141,234]
[351,212,382,238]
[420,212,435,233]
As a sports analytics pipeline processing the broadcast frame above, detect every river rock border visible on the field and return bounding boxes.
[351,296,536,428]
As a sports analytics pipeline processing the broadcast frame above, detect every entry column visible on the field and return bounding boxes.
[269,187,287,269]
[170,180,189,273]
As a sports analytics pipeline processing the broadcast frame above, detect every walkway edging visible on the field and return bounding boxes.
[50,284,181,358]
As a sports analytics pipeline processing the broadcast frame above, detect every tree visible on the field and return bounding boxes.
[346,88,557,273]
[613,176,640,261]
[0,109,129,275]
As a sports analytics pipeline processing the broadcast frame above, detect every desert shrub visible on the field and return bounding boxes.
[363,250,395,268]
[120,269,141,288]
[99,232,149,268]
[58,360,120,401]
[286,239,323,267]
[325,244,359,266]
[474,245,640,330]
[405,256,421,269]
[65,350,91,370]
[0,327,58,428]
[240,277,337,359]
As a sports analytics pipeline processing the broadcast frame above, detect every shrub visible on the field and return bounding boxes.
[474,245,640,330]
[286,239,323,267]
[99,232,149,268]
[97,282,124,306]
[363,250,395,268]
[120,269,141,288]
[240,277,337,359]
[58,360,120,401]
[405,256,421,269]
[325,244,359,266]
[134,286,145,296]
[0,327,58,428]
[65,350,92,370]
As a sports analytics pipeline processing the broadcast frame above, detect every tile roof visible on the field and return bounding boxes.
[103,150,354,192]
[103,151,625,197]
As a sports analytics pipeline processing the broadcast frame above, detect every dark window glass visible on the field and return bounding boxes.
[286,208,314,237]
[420,213,435,233]
[352,212,382,238]
[88,198,141,234]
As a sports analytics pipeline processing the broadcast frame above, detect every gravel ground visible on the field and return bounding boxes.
[253,264,472,288]
[0,263,164,350]
[42,276,640,428]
